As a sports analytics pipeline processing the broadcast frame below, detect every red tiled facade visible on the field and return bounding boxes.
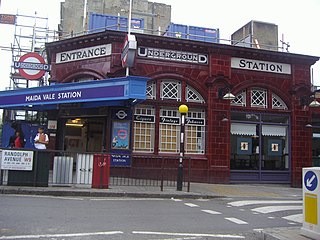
[46,30,319,187]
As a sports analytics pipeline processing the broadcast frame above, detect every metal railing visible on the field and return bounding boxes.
[0,148,191,191]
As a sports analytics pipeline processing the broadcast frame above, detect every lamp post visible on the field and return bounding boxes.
[177,104,188,191]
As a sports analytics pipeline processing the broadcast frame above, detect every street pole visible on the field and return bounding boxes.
[177,104,188,191]
[126,0,133,77]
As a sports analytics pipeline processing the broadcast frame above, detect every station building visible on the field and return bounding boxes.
[23,27,314,187]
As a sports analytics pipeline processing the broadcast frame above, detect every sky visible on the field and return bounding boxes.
[0,0,319,90]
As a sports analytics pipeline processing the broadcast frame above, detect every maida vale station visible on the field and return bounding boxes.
[0,0,319,188]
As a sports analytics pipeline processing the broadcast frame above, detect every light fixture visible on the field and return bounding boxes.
[309,99,320,107]
[66,118,84,127]
[306,124,313,128]
[222,115,229,122]
[218,88,235,101]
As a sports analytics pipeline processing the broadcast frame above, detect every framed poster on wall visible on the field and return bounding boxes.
[111,121,130,150]
[237,137,252,155]
[268,139,282,156]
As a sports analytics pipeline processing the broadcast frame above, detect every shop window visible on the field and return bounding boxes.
[160,80,181,101]
[272,93,288,110]
[159,108,180,153]
[186,85,205,103]
[133,106,155,153]
[185,110,205,154]
[146,81,156,99]
[251,88,267,108]
[231,90,246,107]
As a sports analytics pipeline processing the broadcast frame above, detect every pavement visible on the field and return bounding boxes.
[0,182,312,240]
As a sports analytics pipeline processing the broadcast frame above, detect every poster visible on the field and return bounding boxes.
[268,139,282,156]
[237,137,252,155]
[111,121,130,150]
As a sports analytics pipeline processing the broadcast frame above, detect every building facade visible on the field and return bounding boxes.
[42,29,319,187]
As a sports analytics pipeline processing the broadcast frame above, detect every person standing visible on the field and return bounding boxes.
[34,127,49,149]
[9,130,25,148]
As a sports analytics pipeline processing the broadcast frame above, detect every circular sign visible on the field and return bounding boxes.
[304,171,318,191]
[18,52,46,80]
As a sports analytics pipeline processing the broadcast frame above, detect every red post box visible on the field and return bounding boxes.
[92,154,110,189]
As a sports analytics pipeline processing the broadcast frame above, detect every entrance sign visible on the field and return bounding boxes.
[301,167,320,239]
[1,150,34,171]
[14,52,50,80]
[56,44,111,64]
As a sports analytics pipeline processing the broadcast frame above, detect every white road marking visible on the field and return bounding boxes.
[201,209,222,215]
[171,198,183,202]
[225,217,248,225]
[228,200,302,207]
[0,231,123,239]
[252,205,302,213]
[282,213,303,223]
[89,198,165,201]
[132,231,245,239]
[184,203,199,207]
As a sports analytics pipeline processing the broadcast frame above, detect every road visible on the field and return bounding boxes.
[0,194,302,239]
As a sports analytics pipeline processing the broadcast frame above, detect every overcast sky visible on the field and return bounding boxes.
[0,0,319,90]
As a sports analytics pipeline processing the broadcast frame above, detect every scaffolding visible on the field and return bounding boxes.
[5,12,57,122]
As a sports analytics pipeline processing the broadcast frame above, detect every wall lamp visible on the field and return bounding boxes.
[221,115,229,122]
[218,88,236,100]
[300,96,320,108]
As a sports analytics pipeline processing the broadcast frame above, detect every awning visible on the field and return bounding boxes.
[0,76,148,111]
[231,123,256,136]
[262,125,287,136]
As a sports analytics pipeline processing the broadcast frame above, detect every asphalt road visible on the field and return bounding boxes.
[0,194,302,239]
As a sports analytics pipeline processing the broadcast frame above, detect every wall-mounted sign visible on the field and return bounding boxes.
[134,114,155,123]
[138,47,208,64]
[121,34,137,68]
[186,118,205,126]
[56,44,112,64]
[267,139,282,156]
[160,117,180,125]
[231,57,291,74]
[14,52,50,80]
[110,154,131,167]
[1,150,34,171]
[237,137,252,155]
[0,14,16,25]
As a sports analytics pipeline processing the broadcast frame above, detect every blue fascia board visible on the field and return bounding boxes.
[0,76,148,110]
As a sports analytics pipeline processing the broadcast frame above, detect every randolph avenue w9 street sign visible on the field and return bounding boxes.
[14,52,50,80]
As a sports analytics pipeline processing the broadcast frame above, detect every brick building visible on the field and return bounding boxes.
[40,29,319,187]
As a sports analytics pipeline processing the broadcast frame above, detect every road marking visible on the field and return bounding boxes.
[282,213,303,223]
[89,198,166,201]
[228,200,302,207]
[0,231,123,239]
[225,217,248,225]
[171,198,183,202]
[252,205,302,213]
[132,231,245,239]
[184,203,199,207]
[201,209,222,215]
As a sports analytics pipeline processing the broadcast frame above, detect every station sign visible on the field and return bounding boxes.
[121,34,137,68]
[0,14,16,25]
[14,52,50,80]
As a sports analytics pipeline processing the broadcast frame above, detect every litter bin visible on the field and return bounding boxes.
[92,154,110,189]
[7,150,50,187]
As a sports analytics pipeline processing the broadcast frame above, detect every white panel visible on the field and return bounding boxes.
[76,153,93,184]
[231,123,256,136]
[53,156,73,185]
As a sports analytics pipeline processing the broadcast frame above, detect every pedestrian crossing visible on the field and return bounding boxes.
[180,198,303,226]
[227,199,303,224]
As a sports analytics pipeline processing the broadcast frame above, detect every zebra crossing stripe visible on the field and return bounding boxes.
[228,200,302,207]
[201,210,222,215]
[282,213,303,223]
[252,205,302,214]
[225,217,248,225]
[184,203,199,208]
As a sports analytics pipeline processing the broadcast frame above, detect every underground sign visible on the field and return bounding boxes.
[14,52,50,80]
